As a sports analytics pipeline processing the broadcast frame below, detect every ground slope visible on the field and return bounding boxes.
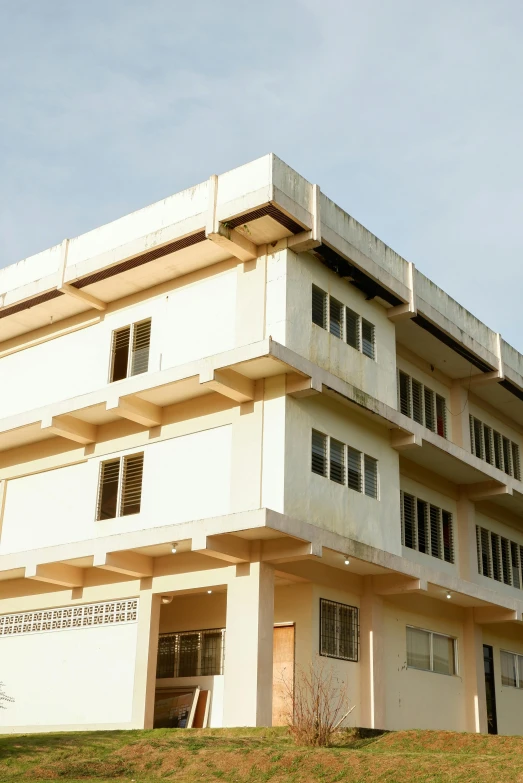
[1,727,522,782]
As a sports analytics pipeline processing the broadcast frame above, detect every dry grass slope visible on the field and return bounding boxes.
[1,727,523,783]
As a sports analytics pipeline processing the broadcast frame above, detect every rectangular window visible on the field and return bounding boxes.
[311,430,327,477]
[347,447,362,492]
[96,453,144,520]
[412,379,423,424]
[312,285,327,329]
[110,319,151,382]
[329,298,344,339]
[329,439,345,485]
[401,492,453,563]
[469,415,521,478]
[345,308,360,350]
[436,395,446,438]
[320,598,358,662]
[424,387,435,432]
[363,455,378,498]
[399,371,411,417]
[476,525,523,589]
[156,629,225,678]
[361,319,375,360]
[398,371,446,437]
[502,651,523,689]
[406,626,456,675]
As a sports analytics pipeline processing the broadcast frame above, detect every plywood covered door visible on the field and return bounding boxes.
[272,624,295,726]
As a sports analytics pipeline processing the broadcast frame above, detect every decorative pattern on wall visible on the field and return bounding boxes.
[0,599,138,638]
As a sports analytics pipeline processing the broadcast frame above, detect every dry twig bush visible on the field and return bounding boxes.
[280,656,354,747]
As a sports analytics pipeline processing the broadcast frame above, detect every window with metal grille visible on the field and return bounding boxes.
[311,285,375,360]
[469,415,521,479]
[406,626,456,675]
[96,453,144,520]
[500,650,523,688]
[320,599,359,662]
[312,431,378,499]
[110,319,151,382]
[397,371,447,437]
[156,628,225,678]
[476,525,523,590]
[400,491,454,563]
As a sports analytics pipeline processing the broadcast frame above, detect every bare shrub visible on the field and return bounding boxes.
[0,682,13,709]
[280,656,354,747]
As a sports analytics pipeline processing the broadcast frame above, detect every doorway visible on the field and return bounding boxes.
[483,644,498,735]
[272,624,295,726]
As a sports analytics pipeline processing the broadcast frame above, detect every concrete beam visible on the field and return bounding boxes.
[192,534,251,564]
[93,551,153,578]
[387,262,416,322]
[285,373,321,398]
[26,563,84,587]
[473,607,519,624]
[59,282,107,312]
[106,395,162,428]
[461,481,512,502]
[372,574,427,596]
[199,368,255,403]
[455,371,502,387]
[288,184,321,253]
[41,414,97,445]
[207,224,257,262]
[390,429,422,451]
[261,538,322,564]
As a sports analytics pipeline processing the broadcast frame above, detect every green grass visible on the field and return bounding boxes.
[1,726,523,782]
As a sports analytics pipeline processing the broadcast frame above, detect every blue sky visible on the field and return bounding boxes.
[1,0,522,349]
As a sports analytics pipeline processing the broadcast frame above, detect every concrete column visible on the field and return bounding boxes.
[223,561,275,727]
[463,608,488,733]
[456,496,478,581]
[131,581,161,729]
[450,381,470,449]
[359,577,386,729]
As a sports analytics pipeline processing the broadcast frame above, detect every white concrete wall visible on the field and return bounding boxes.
[266,250,397,408]
[0,267,237,418]
[285,394,402,555]
[0,621,137,729]
[0,425,232,553]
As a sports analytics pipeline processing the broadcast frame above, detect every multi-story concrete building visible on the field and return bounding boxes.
[1,154,523,735]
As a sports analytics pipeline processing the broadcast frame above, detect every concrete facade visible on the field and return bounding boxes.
[1,154,523,734]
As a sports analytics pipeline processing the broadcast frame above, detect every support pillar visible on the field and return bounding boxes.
[463,608,488,733]
[456,496,478,581]
[131,581,161,729]
[360,576,386,729]
[450,381,470,449]
[223,561,274,726]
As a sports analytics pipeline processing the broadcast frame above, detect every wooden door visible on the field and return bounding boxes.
[272,624,295,726]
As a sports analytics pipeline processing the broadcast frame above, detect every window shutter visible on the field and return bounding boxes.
[120,453,144,516]
[502,437,512,477]
[442,510,453,563]
[312,286,327,328]
[131,320,151,377]
[329,297,344,339]
[435,395,446,437]
[345,308,360,350]
[311,430,327,476]
[483,424,493,464]
[469,414,475,454]
[110,326,131,382]
[361,319,375,359]
[501,537,512,585]
[512,443,521,480]
[493,431,503,470]
[510,542,521,589]
[329,438,345,484]
[412,379,423,424]
[398,371,411,417]
[363,454,378,498]
[429,505,442,559]
[402,492,416,549]
[491,533,502,581]
[347,447,362,492]
[424,388,435,432]
[416,499,428,554]
[97,459,120,520]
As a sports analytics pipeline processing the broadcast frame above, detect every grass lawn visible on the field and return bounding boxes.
[1,726,523,782]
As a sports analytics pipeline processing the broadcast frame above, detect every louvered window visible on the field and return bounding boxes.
[311,430,327,477]
[312,286,327,329]
[500,650,523,688]
[311,285,375,360]
[330,438,345,484]
[110,319,151,382]
[96,452,144,520]
[320,599,359,662]
[311,431,378,499]
[476,525,523,590]
[157,628,225,678]
[397,371,447,437]
[401,491,454,563]
[469,415,521,479]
